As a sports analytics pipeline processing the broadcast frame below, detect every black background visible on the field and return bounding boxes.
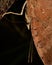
[0,0,44,65]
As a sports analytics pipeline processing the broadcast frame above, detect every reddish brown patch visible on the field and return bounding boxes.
[26,0,52,65]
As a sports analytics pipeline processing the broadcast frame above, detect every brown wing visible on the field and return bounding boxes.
[26,0,52,65]
[0,0,15,19]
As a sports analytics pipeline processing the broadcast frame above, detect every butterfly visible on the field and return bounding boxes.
[1,0,52,65]
[0,0,32,63]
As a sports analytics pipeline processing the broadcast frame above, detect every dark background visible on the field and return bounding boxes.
[0,0,44,65]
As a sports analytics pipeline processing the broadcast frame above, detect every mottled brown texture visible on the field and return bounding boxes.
[0,0,15,19]
[26,0,52,65]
